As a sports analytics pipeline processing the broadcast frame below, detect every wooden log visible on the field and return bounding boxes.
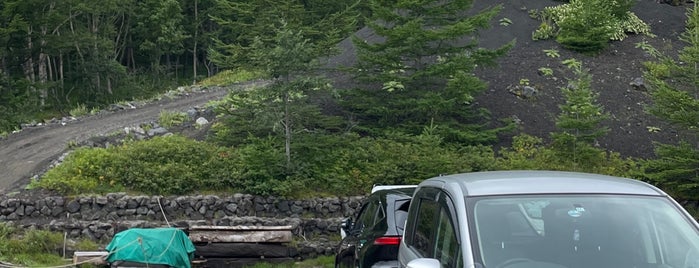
[194,243,293,258]
[188,226,293,243]
[189,225,293,231]
[73,251,108,265]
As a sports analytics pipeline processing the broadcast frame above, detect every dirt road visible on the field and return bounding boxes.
[0,81,264,193]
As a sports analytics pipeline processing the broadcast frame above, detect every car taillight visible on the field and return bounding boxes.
[374,236,401,245]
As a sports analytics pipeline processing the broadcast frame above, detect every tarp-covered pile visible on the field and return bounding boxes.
[106,227,196,268]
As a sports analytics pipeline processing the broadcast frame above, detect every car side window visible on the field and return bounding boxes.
[434,202,460,268]
[406,191,461,268]
[412,198,438,256]
[355,200,379,231]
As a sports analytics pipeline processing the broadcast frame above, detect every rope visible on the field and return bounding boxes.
[157,197,171,228]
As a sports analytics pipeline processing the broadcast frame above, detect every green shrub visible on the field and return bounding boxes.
[111,135,238,195]
[0,225,67,266]
[199,69,266,86]
[32,148,119,195]
[290,132,495,196]
[35,135,238,195]
[158,110,188,128]
[496,134,636,176]
[74,238,100,251]
[643,61,672,79]
[533,0,651,52]
[70,103,89,117]
[533,22,557,40]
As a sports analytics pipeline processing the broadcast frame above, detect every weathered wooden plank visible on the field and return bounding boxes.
[189,229,292,243]
[194,243,294,258]
[189,225,293,231]
[73,251,108,265]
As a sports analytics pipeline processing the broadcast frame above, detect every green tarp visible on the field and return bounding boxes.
[106,227,196,268]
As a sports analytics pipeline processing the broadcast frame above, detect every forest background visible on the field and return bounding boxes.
[1,0,698,205]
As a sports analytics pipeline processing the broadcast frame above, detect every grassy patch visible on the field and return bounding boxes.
[245,256,334,268]
[69,103,89,117]
[158,110,188,128]
[199,69,266,86]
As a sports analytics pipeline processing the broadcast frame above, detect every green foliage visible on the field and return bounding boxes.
[499,18,513,26]
[533,22,557,40]
[349,0,514,145]
[209,0,357,70]
[644,5,699,131]
[199,69,266,86]
[70,104,90,117]
[0,225,67,266]
[643,61,672,79]
[533,0,651,52]
[538,67,554,76]
[286,132,496,196]
[158,110,188,127]
[639,5,699,200]
[638,142,699,200]
[550,61,610,170]
[496,134,636,176]
[74,238,100,251]
[34,135,238,195]
[0,73,37,133]
[32,147,116,194]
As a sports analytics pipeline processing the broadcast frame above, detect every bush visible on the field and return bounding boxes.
[35,135,238,195]
[534,0,651,52]
[69,103,89,117]
[199,69,266,86]
[496,134,637,177]
[0,225,67,266]
[158,110,188,127]
[32,147,119,194]
[289,132,496,196]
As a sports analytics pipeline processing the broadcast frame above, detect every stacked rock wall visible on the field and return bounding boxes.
[0,193,366,257]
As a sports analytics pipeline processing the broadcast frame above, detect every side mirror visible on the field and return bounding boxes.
[340,218,353,239]
[406,258,440,268]
[341,218,353,230]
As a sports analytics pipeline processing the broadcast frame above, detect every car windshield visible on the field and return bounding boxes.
[470,195,699,268]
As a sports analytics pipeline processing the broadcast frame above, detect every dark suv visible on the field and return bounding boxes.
[336,186,416,268]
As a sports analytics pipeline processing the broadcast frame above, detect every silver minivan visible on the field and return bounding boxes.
[398,170,699,268]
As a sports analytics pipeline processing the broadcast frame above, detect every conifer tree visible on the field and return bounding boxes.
[641,3,699,199]
[348,0,513,144]
[550,59,610,170]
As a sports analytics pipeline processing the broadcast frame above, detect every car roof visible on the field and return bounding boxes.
[372,186,416,199]
[371,184,417,193]
[420,170,666,197]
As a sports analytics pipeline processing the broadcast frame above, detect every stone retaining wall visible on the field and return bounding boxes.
[0,193,365,250]
[0,193,364,222]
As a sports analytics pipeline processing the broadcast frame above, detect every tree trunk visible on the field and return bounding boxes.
[284,91,291,168]
[193,0,199,85]
[38,27,49,106]
[24,26,36,83]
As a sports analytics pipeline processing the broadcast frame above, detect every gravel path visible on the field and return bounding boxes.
[0,81,266,193]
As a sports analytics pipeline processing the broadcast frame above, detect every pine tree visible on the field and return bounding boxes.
[210,1,355,170]
[641,3,699,199]
[550,59,610,170]
[348,0,513,144]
